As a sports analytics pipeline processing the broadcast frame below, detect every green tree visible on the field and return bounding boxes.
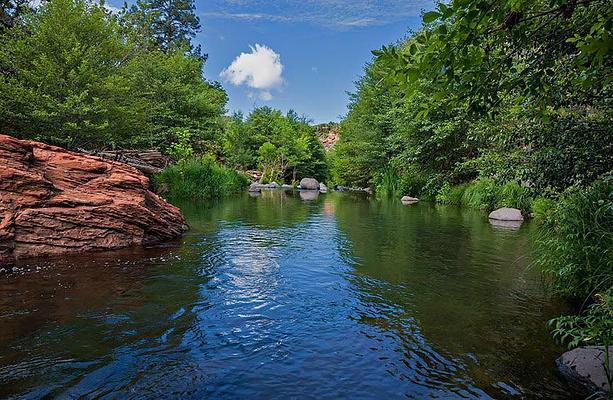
[0,0,225,150]
[122,0,203,57]
[222,107,328,183]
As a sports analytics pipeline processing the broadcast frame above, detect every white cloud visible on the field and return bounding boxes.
[221,44,284,100]
[259,91,273,101]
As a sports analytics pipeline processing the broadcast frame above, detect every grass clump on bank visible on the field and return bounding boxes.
[154,156,248,201]
[434,179,532,212]
[534,176,612,301]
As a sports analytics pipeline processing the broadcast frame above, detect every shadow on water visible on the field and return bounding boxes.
[0,191,580,399]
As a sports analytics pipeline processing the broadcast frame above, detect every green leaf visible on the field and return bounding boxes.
[423,11,441,24]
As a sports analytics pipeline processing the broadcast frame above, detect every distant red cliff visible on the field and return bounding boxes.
[316,123,339,151]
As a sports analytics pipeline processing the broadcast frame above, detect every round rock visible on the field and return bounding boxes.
[401,196,419,204]
[488,207,523,221]
[300,177,319,190]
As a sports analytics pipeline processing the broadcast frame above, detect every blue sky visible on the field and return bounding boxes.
[112,0,437,123]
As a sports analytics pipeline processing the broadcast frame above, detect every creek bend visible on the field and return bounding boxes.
[0,191,579,399]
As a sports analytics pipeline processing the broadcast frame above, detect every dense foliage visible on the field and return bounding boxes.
[154,156,248,201]
[535,176,613,300]
[331,0,612,347]
[0,0,225,151]
[224,107,328,183]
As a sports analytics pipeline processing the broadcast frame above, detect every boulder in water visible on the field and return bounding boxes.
[319,183,328,193]
[248,182,262,192]
[488,207,523,221]
[300,177,319,190]
[557,346,612,394]
[0,134,186,265]
[401,196,419,204]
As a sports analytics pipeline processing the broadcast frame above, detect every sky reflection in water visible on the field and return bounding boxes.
[0,191,579,399]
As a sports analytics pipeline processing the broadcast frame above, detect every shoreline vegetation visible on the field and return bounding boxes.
[325,0,612,388]
[0,0,611,395]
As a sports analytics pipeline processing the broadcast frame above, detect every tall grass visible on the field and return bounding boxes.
[154,156,249,201]
[435,178,532,211]
[375,167,402,198]
[534,175,612,301]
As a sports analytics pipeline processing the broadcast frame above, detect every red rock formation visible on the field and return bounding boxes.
[315,123,339,151]
[0,134,186,264]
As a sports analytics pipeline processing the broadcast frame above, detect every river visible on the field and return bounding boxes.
[0,191,581,398]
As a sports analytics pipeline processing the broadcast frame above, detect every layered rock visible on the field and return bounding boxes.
[0,134,186,264]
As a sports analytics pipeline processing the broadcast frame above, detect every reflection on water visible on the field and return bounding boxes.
[0,191,579,398]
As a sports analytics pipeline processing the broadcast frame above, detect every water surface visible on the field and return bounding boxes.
[0,191,579,398]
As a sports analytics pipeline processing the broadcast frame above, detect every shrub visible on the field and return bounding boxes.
[498,181,531,211]
[461,178,499,210]
[154,156,248,201]
[436,182,467,205]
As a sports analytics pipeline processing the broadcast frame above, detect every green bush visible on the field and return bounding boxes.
[461,178,499,210]
[436,182,467,205]
[550,288,613,349]
[154,156,248,201]
[498,181,531,211]
[534,176,613,300]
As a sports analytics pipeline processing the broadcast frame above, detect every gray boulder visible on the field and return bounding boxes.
[401,196,419,204]
[300,177,319,190]
[488,207,524,221]
[269,181,280,188]
[248,182,262,192]
[557,346,612,394]
[319,183,328,193]
[281,184,293,190]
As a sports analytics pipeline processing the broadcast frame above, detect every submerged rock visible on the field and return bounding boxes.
[299,177,319,190]
[557,346,612,394]
[401,196,419,204]
[488,207,524,221]
[0,134,186,265]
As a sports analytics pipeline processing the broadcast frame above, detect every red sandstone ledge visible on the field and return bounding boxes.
[0,134,186,264]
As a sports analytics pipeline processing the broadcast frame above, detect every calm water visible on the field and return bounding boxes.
[0,191,580,399]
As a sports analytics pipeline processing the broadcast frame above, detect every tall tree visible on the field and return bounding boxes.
[123,0,203,58]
